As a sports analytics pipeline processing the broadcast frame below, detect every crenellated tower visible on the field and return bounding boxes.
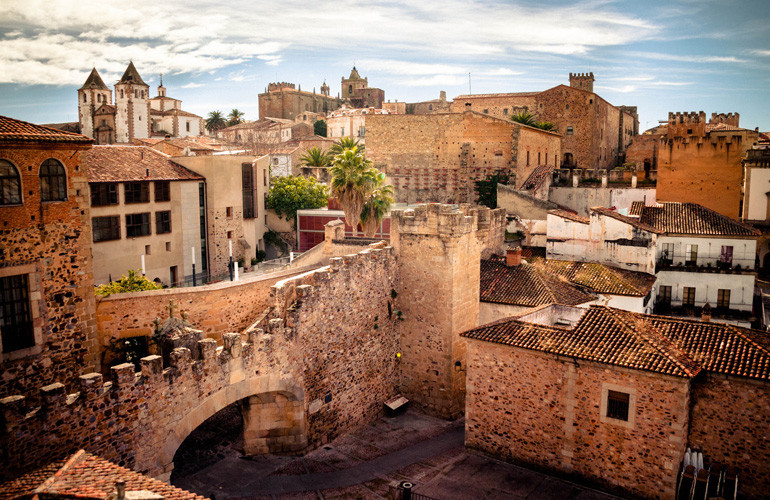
[569,72,594,93]
[667,111,707,137]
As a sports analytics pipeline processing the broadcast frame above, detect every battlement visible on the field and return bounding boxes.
[267,82,296,92]
[710,112,740,126]
[569,72,595,92]
[668,111,707,124]
[569,72,594,79]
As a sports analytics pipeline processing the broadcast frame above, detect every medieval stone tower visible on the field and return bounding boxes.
[341,66,368,100]
[569,72,594,93]
[77,68,112,140]
[114,61,150,143]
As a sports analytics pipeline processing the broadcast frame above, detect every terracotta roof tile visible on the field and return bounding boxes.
[549,209,589,224]
[0,459,66,500]
[0,450,205,500]
[84,145,204,182]
[462,305,770,380]
[118,61,147,86]
[480,256,595,307]
[530,258,656,297]
[519,165,554,191]
[0,116,92,144]
[638,202,759,237]
[591,206,663,234]
[629,201,644,216]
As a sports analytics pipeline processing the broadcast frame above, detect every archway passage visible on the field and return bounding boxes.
[242,390,307,455]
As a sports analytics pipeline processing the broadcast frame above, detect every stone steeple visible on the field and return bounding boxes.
[79,68,109,90]
[118,61,148,86]
[349,66,361,80]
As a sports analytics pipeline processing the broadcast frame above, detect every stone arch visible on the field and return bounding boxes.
[157,375,304,480]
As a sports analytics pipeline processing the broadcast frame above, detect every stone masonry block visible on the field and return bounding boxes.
[141,355,163,379]
[296,284,313,299]
[110,363,136,388]
[40,382,66,407]
[223,333,242,358]
[79,373,104,397]
[198,338,218,360]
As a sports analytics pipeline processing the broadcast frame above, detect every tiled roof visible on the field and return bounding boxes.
[466,305,757,379]
[549,209,589,224]
[117,61,147,86]
[454,92,540,99]
[152,109,202,119]
[705,123,749,133]
[79,68,109,91]
[0,116,92,144]
[591,206,663,234]
[629,201,644,216]
[519,165,554,191]
[637,202,760,237]
[480,256,595,307]
[163,138,217,151]
[85,145,204,182]
[0,450,205,500]
[0,459,66,500]
[530,258,656,297]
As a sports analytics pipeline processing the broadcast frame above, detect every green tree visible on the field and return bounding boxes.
[509,111,555,131]
[330,136,364,156]
[227,109,245,126]
[475,171,512,209]
[360,178,394,237]
[329,146,379,229]
[300,147,331,168]
[313,119,327,137]
[266,175,328,222]
[95,270,162,297]
[205,110,227,133]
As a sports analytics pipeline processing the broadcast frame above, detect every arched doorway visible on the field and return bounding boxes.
[563,152,574,167]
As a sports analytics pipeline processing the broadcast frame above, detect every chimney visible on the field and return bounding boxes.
[701,303,712,322]
[116,480,126,500]
[506,247,522,267]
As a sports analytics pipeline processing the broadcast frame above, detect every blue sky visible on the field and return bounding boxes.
[0,0,768,131]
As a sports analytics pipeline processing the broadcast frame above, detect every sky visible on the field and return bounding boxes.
[0,0,768,132]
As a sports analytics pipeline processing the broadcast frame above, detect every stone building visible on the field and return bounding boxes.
[638,112,758,219]
[450,73,637,170]
[326,105,394,145]
[84,145,205,286]
[0,116,98,398]
[341,66,385,108]
[219,118,313,155]
[258,82,345,121]
[462,304,770,499]
[78,64,204,145]
[365,110,561,204]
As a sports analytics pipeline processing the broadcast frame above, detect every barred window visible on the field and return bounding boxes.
[40,159,67,202]
[0,274,34,353]
[155,210,171,234]
[606,390,629,421]
[90,183,118,206]
[124,182,149,204]
[154,181,170,202]
[93,216,120,242]
[683,286,696,307]
[126,213,150,237]
[0,160,22,205]
[717,289,730,309]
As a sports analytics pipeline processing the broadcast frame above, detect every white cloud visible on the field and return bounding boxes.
[628,51,748,64]
[752,49,770,57]
[181,82,203,88]
[0,0,659,85]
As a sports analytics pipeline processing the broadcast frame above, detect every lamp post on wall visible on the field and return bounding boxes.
[229,239,234,281]
[191,247,197,287]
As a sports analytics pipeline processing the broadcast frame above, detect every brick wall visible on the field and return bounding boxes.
[689,374,770,498]
[0,144,98,399]
[465,340,690,499]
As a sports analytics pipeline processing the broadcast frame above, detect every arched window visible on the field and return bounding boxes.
[0,160,22,205]
[39,159,67,202]
[83,94,87,103]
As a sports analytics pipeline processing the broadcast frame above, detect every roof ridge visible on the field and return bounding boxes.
[602,265,644,295]
[604,307,701,377]
[34,450,86,495]
[725,324,770,359]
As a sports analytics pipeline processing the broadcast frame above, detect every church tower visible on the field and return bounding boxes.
[341,66,368,100]
[320,80,330,97]
[78,68,112,139]
[114,61,150,142]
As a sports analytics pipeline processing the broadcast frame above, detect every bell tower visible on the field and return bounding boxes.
[77,68,112,139]
[114,61,150,142]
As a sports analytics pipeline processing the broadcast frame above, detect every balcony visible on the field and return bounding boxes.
[653,302,753,323]
[655,259,755,275]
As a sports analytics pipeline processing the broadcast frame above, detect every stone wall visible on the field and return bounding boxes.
[689,374,770,498]
[258,88,344,121]
[465,340,690,499]
[0,143,98,399]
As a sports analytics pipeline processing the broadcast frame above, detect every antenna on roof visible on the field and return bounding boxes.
[468,72,472,95]
[160,73,163,86]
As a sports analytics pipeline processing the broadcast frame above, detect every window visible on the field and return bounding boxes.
[155,210,171,234]
[720,245,733,267]
[359,126,365,137]
[465,102,471,108]
[92,216,120,242]
[526,151,530,166]
[145,244,151,255]
[538,152,541,164]
[683,287,696,307]
[658,285,672,304]
[186,122,190,132]
[242,163,255,219]
[483,109,488,114]
[0,274,34,353]
[341,127,345,136]
[428,104,433,111]
[124,182,149,203]
[0,160,22,205]
[83,94,87,103]
[503,108,508,115]
[717,289,730,309]
[154,181,170,202]
[226,206,233,218]
[126,213,151,238]
[166,242,171,252]
[545,153,548,164]
[685,244,697,266]
[348,84,353,94]
[606,390,629,421]
[40,159,67,202]
[661,242,674,263]
[566,126,573,135]
[90,183,118,206]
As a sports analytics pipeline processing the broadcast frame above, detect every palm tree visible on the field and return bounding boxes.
[360,178,394,237]
[205,111,227,134]
[228,109,245,126]
[329,146,379,230]
[330,136,364,156]
[509,111,537,127]
[299,147,331,168]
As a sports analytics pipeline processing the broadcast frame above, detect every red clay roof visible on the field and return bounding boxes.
[0,116,92,144]
[530,258,656,297]
[637,202,760,237]
[480,256,595,307]
[591,206,663,234]
[519,165,554,191]
[85,145,203,182]
[0,450,205,500]
[549,209,589,224]
[463,305,770,380]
